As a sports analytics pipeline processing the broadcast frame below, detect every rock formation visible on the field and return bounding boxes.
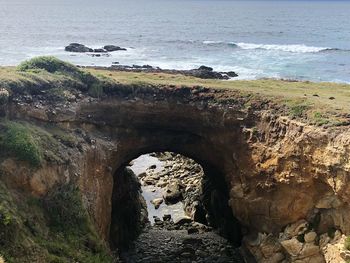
[1,61,350,262]
[65,43,127,53]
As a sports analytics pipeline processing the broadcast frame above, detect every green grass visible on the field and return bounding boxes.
[0,121,42,166]
[18,56,80,74]
[0,120,74,167]
[0,57,102,96]
[17,56,98,89]
[89,68,350,125]
[1,56,350,127]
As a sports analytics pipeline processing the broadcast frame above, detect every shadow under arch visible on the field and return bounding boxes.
[109,146,243,251]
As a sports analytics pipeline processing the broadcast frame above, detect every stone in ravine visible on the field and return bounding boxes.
[304,231,317,243]
[163,180,182,204]
[150,198,163,209]
[280,238,303,257]
[175,216,192,225]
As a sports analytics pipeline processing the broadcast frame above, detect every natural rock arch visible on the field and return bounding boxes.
[108,148,243,250]
[6,84,350,262]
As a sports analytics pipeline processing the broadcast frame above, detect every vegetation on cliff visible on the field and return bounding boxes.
[0,56,349,126]
[0,122,42,166]
[0,121,72,167]
[0,182,114,263]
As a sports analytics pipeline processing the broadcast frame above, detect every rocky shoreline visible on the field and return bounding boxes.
[85,64,239,80]
[65,43,238,79]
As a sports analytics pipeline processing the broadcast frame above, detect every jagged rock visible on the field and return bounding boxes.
[281,238,303,257]
[198,65,213,71]
[259,235,283,258]
[283,220,309,239]
[319,233,330,248]
[323,235,346,262]
[150,198,163,209]
[299,243,320,258]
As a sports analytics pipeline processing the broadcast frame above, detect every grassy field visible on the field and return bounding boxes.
[1,56,350,126]
[89,68,350,125]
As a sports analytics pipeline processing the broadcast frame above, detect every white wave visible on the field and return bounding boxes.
[235,42,330,53]
[203,40,224,45]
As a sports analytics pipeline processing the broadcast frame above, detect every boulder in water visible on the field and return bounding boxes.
[103,45,127,52]
[65,43,93,53]
[150,198,163,209]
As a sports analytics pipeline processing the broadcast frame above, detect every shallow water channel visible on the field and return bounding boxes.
[129,154,185,224]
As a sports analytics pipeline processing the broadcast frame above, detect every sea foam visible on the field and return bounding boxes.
[233,43,331,53]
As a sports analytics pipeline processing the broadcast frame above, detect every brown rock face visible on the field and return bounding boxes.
[4,84,350,262]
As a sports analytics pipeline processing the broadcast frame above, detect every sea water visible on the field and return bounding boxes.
[0,0,349,83]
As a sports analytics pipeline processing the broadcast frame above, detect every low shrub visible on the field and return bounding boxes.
[17,56,99,92]
[43,183,88,232]
[290,104,308,118]
[88,83,104,98]
[0,122,42,166]
[17,56,78,74]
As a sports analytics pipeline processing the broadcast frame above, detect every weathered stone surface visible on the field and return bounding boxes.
[304,232,317,243]
[150,198,163,209]
[323,235,346,263]
[163,180,182,204]
[283,220,309,239]
[299,243,320,258]
[316,195,342,209]
[281,238,303,257]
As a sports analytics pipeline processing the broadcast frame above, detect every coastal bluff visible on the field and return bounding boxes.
[1,57,350,262]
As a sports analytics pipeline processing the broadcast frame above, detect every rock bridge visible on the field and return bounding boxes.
[6,84,350,262]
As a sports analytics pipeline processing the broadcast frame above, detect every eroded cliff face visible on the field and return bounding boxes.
[2,83,350,262]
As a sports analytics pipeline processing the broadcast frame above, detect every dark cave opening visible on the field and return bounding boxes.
[109,152,243,260]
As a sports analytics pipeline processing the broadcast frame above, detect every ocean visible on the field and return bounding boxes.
[0,0,349,83]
